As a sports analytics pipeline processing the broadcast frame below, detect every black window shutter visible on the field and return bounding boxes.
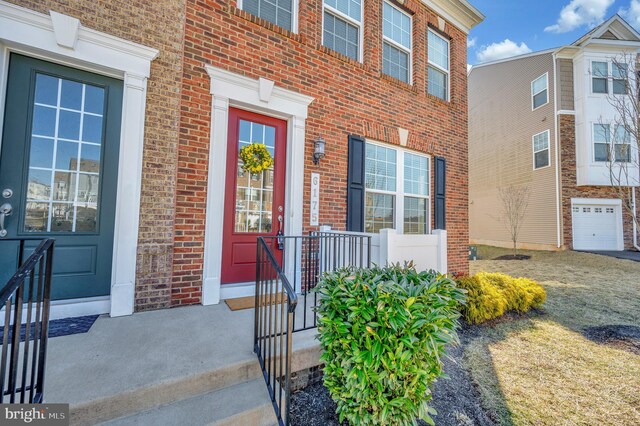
[434,156,446,230]
[347,135,366,232]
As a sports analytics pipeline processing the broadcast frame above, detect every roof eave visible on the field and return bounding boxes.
[421,0,484,34]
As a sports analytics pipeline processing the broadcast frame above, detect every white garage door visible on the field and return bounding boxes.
[572,203,621,251]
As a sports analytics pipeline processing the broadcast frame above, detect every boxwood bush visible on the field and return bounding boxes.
[456,272,546,324]
[315,264,465,426]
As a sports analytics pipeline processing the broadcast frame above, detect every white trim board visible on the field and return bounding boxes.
[219,282,255,300]
[202,65,314,306]
[0,2,158,318]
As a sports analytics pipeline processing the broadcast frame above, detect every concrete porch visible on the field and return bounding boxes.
[44,303,320,425]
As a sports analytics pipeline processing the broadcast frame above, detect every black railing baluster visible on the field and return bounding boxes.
[20,267,35,403]
[9,283,24,403]
[255,233,370,425]
[0,299,11,403]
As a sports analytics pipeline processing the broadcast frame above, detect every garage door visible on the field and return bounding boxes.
[572,203,621,251]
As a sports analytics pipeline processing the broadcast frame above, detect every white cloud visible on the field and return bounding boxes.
[620,0,640,29]
[468,37,477,48]
[476,39,532,63]
[545,0,614,33]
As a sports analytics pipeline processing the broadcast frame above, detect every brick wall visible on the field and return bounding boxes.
[173,0,470,306]
[559,114,637,249]
[8,0,186,310]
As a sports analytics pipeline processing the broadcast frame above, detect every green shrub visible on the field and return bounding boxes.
[458,272,546,324]
[315,264,465,426]
[456,276,507,324]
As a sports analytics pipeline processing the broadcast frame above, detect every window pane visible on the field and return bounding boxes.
[404,197,427,234]
[533,90,547,109]
[612,63,627,79]
[428,31,448,71]
[614,126,630,143]
[383,2,411,50]
[323,12,359,60]
[592,77,607,94]
[382,42,409,83]
[594,124,610,143]
[592,61,608,77]
[535,150,549,169]
[324,0,361,21]
[404,153,428,196]
[428,66,447,100]
[533,132,549,152]
[613,79,627,95]
[242,0,293,30]
[594,143,610,162]
[365,144,397,191]
[365,193,394,233]
[532,75,547,94]
[615,144,631,162]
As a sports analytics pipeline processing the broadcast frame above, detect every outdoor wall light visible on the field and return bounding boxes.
[313,136,326,164]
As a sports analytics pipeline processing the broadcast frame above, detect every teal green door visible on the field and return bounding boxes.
[0,54,123,300]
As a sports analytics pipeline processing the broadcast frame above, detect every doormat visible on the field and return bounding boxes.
[0,315,99,344]
[225,294,286,311]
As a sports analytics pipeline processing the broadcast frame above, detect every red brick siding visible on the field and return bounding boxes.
[173,0,470,306]
[559,114,638,249]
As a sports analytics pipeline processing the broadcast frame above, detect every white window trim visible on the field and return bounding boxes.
[382,1,412,84]
[589,60,633,97]
[532,129,551,170]
[322,1,364,62]
[427,29,450,101]
[364,140,431,235]
[237,0,300,33]
[531,72,549,111]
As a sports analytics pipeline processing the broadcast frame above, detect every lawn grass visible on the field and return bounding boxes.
[465,246,640,425]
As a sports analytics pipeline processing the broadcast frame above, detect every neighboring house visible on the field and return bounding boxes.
[469,15,640,252]
[0,0,483,319]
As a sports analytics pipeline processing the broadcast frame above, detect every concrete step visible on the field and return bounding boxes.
[99,379,278,426]
[70,358,263,425]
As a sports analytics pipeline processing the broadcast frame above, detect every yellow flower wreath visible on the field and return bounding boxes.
[239,143,274,175]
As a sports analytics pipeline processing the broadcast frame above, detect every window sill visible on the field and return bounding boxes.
[380,73,418,94]
[315,44,369,71]
[228,6,305,44]
[425,92,453,107]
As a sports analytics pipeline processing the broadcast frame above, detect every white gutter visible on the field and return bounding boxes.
[634,188,640,251]
[552,53,562,249]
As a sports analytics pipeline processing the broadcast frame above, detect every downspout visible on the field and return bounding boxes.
[634,187,640,251]
[552,53,562,249]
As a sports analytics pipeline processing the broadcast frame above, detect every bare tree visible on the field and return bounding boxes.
[602,54,640,240]
[498,185,531,256]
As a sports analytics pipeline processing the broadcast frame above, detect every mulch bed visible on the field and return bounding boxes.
[289,325,495,426]
[582,325,640,355]
[493,254,531,260]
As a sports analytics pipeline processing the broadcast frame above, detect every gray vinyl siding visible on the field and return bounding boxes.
[557,58,574,111]
[469,52,559,247]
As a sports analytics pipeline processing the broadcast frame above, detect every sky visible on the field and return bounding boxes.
[468,0,640,64]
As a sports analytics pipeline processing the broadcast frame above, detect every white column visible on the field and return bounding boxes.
[202,96,230,305]
[434,229,448,274]
[110,73,149,317]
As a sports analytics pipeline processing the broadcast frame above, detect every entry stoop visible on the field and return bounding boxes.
[100,379,277,426]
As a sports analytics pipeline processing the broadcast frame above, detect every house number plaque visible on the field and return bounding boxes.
[310,173,320,226]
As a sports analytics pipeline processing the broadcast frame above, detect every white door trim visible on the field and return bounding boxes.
[0,2,159,317]
[203,65,314,304]
[571,198,624,251]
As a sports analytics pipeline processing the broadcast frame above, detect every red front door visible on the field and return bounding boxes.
[221,108,287,284]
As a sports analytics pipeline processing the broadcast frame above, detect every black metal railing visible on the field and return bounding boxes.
[260,232,372,332]
[254,232,371,425]
[255,237,297,426]
[0,238,54,403]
